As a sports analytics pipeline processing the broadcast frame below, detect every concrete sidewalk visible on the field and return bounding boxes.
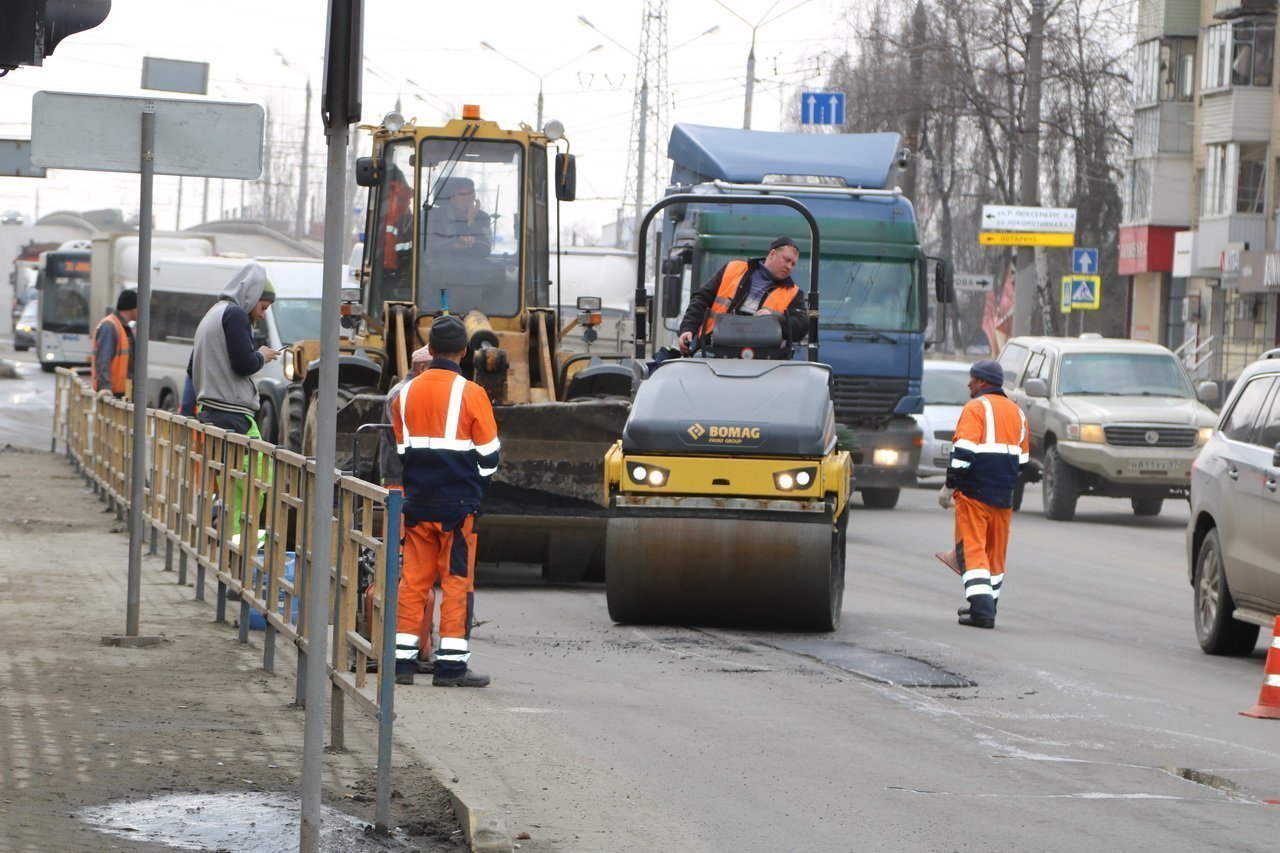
[0,445,464,851]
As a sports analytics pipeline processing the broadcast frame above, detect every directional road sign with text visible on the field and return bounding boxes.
[979,231,1075,248]
[981,204,1077,233]
[800,91,845,125]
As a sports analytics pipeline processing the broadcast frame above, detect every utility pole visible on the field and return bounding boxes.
[296,78,312,240]
[743,37,755,129]
[1013,0,1046,337]
[901,0,926,201]
[635,78,648,245]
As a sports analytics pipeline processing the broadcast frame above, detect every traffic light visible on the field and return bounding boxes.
[0,0,111,74]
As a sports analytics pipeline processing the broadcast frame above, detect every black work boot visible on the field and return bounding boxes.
[394,660,417,685]
[957,594,995,629]
[432,668,491,688]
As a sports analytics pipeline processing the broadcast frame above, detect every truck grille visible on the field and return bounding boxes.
[1103,426,1197,448]
[831,377,908,421]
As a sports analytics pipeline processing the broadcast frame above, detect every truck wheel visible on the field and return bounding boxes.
[1042,444,1078,521]
[1194,528,1259,655]
[280,384,307,454]
[1131,498,1162,517]
[860,487,899,509]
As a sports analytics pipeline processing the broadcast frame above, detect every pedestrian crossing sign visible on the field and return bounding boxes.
[1060,274,1101,310]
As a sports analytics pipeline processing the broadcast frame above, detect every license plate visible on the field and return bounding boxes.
[1128,459,1177,472]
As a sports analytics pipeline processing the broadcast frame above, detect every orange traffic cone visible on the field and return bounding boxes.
[1241,616,1280,720]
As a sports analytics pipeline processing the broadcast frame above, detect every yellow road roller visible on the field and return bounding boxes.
[603,193,851,631]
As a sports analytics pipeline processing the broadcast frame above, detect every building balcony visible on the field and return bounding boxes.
[1213,0,1277,20]
[1193,213,1267,273]
[1132,102,1194,156]
[1122,154,1194,227]
[1136,0,1201,40]
[1201,88,1273,144]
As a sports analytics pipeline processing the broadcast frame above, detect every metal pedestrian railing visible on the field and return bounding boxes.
[51,369,403,834]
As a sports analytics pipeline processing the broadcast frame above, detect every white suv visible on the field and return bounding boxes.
[1000,336,1219,520]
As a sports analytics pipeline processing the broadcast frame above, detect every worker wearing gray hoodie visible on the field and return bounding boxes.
[190,263,280,436]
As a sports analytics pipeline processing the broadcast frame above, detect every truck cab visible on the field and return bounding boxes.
[655,123,954,508]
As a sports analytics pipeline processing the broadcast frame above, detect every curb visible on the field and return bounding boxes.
[433,764,512,853]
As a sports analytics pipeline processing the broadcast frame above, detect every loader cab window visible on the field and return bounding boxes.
[367,140,416,319]
[418,138,522,317]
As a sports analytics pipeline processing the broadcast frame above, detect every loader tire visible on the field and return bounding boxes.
[281,384,307,454]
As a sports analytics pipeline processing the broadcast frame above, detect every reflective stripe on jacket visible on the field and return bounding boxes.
[698,260,799,338]
[391,359,500,522]
[91,312,132,395]
[946,387,1028,509]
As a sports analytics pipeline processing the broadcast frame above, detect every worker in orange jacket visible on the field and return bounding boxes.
[91,289,137,397]
[677,235,807,354]
[938,359,1028,629]
[390,315,500,687]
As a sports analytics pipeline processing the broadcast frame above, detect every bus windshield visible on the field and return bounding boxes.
[40,254,92,334]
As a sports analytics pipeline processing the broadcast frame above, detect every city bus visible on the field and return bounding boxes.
[37,244,93,372]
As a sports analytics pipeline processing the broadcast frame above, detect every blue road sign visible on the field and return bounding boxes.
[1072,247,1099,275]
[801,92,845,125]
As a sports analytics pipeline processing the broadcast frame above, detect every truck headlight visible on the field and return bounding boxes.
[871,448,900,466]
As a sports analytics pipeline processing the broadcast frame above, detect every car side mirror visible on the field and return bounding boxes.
[1196,380,1220,405]
[355,156,384,187]
[1023,377,1049,398]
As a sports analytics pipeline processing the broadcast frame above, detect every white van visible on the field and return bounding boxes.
[147,255,323,444]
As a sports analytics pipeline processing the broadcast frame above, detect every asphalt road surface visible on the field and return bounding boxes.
[397,486,1279,852]
[5,351,1276,851]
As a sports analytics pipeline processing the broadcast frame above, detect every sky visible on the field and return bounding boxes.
[0,0,853,242]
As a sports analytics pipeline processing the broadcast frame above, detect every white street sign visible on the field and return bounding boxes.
[980,204,1077,234]
[954,273,994,291]
[31,91,264,179]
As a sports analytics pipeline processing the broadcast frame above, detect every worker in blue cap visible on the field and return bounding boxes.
[937,359,1029,628]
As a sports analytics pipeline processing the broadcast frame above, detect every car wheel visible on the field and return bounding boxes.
[1131,497,1163,516]
[860,487,900,509]
[1194,528,1259,655]
[1042,444,1078,521]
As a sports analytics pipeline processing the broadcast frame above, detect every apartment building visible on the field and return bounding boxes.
[1121,0,1280,388]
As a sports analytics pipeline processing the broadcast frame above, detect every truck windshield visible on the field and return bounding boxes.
[813,257,918,331]
[1058,353,1192,397]
[270,298,322,345]
[417,138,522,317]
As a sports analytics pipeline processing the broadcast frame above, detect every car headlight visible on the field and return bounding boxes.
[1079,424,1105,443]
[871,448,900,466]
[627,462,669,487]
[1197,426,1214,445]
[774,466,817,491]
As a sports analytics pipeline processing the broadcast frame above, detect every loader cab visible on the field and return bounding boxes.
[359,111,569,331]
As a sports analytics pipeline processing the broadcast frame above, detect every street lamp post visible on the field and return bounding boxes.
[480,41,603,130]
[713,0,815,129]
[277,50,313,241]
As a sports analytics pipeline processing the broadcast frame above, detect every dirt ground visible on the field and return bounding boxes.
[0,444,463,851]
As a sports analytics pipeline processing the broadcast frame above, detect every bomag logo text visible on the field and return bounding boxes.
[709,425,761,439]
[687,423,706,440]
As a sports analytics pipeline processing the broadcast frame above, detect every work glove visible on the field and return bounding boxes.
[937,486,954,509]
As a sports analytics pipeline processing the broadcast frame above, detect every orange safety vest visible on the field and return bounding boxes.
[91,312,131,395]
[699,260,798,338]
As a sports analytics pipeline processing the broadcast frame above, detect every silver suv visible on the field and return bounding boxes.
[1187,349,1280,655]
[999,336,1219,520]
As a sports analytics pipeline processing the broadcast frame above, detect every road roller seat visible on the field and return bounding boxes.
[702,313,794,360]
[620,359,836,457]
